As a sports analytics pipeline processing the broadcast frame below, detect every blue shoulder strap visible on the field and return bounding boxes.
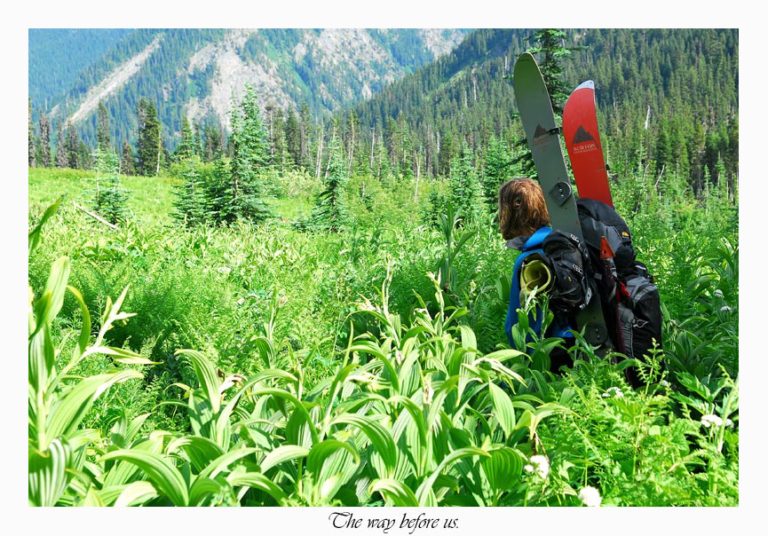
[504,227,573,347]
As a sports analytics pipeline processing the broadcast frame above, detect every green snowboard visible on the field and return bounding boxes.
[513,52,609,348]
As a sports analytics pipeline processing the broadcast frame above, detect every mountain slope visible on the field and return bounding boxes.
[30,28,470,147]
[28,29,133,108]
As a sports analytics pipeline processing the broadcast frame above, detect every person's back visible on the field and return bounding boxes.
[498,178,575,372]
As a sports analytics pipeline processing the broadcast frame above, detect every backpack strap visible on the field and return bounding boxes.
[505,227,573,347]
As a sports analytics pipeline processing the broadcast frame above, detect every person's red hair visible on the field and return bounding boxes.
[498,178,551,240]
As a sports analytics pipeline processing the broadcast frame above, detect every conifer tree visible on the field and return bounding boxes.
[449,142,483,225]
[38,113,51,167]
[203,123,224,162]
[173,155,207,226]
[205,157,233,223]
[121,140,135,176]
[97,102,111,152]
[64,122,80,169]
[482,135,513,209]
[309,128,348,232]
[55,122,68,168]
[136,99,161,176]
[92,149,128,224]
[284,108,301,168]
[175,116,197,161]
[228,85,272,223]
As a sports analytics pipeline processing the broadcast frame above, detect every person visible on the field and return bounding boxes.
[498,178,574,372]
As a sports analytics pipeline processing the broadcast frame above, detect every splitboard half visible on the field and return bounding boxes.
[513,52,609,347]
[563,80,613,206]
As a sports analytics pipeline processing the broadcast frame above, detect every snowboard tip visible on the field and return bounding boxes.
[574,80,595,92]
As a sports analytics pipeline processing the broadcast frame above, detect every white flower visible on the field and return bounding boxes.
[713,289,724,299]
[236,297,245,306]
[701,414,724,428]
[660,380,671,388]
[578,486,602,507]
[217,266,232,275]
[719,305,732,314]
[524,455,550,479]
[602,386,624,399]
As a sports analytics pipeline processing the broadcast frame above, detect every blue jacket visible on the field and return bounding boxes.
[504,226,574,347]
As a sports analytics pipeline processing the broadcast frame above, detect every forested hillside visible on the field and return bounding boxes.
[343,28,738,193]
[28,29,132,108]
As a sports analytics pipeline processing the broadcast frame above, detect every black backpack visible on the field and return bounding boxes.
[576,198,663,383]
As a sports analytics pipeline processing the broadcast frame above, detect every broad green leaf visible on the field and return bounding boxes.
[29,197,62,253]
[370,478,419,506]
[349,341,400,394]
[114,480,158,507]
[227,471,286,504]
[67,286,91,357]
[481,447,525,491]
[46,370,142,447]
[167,436,225,473]
[31,256,70,338]
[261,445,310,473]
[251,388,319,444]
[332,414,397,477]
[488,382,516,439]
[307,440,359,477]
[416,447,489,506]
[101,449,189,506]
[29,439,70,506]
[177,350,221,414]
[198,448,258,480]
[189,477,228,506]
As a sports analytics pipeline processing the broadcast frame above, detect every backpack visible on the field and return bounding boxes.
[538,230,593,317]
[576,198,663,382]
[527,199,663,383]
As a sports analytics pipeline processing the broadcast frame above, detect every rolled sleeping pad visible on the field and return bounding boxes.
[520,257,554,300]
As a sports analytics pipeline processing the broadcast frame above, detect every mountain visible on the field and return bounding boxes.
[29,28,470,147]
[28,29,133,109]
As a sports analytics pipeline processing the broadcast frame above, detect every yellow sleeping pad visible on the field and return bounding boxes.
[520,257,554,299]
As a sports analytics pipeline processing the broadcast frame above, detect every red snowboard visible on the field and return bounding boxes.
[563,80,613,207]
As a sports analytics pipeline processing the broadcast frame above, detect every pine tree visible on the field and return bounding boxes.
[38,113,51,167]
[175,116,197,161]
[64,122,80,169]
[121,140,135,176]
[528,29,578,114]
[284,108,301,168]
[97,102,111,152]
[309,129,348,232]
[482,135,513,209]
[136,99,161,176]
[228,85,272,223]
[92,149,128,224]
[205,157,233,223]
[203,123,224,162]
[449,142,483,225]
[55,122,68,168]
[173,155,207,226]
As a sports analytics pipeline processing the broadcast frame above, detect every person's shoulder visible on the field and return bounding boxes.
[523,226,552,250]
